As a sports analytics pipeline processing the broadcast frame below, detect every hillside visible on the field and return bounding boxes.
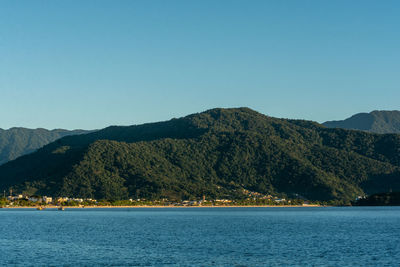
[0,128,91,165]
[355,192,400,206]
[323,110,400,134]
[1,108,400,202]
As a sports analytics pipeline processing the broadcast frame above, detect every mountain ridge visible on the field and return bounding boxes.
[323,110,400,134]
[0,127,92,165]
[1,107,400,202]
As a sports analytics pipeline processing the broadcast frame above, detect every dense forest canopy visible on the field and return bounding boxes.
[355,192,400,206]
[0,108,399,202]
[0,128,90,165]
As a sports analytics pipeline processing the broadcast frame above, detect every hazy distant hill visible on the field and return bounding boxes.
[1,108,400,202]
[323,110,400,134]
[0,128,90,165]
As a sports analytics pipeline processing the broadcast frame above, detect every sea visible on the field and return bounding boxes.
[0,207,399,266]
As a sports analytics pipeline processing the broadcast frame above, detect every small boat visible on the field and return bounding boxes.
[36,207,45,210]
[58,206,65,211]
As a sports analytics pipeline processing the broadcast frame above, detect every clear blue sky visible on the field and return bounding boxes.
[1,0,399,130]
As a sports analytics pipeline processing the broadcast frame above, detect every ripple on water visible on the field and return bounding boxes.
[0,207,399,266]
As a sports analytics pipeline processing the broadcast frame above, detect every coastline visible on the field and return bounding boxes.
[1,204,322,209]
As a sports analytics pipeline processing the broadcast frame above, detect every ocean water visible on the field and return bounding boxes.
[0,207,399,266]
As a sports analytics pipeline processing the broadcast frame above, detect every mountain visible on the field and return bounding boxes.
[1,107,400,202]
[0,128,91,165]
[323,110,400,134]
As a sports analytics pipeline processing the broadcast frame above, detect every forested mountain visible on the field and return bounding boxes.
[0,128,91,165]
[1,108,400,202]
[323,110,400,134]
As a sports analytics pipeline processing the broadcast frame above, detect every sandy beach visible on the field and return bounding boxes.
[1,204,322,209]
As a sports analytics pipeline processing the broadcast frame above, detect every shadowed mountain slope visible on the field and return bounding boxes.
[0,128,91,165]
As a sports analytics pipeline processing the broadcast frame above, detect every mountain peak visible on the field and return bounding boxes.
[2,108,400,202]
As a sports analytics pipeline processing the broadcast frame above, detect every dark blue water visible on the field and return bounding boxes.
[0,207,399,266]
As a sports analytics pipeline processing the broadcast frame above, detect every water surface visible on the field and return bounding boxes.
[0,207,399,266]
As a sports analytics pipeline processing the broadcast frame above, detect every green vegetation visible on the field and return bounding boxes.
[1,107,400,202]
[0,128,90,165]
[0,197,8,207]
[354,192,400,206]
[323,110,400,134]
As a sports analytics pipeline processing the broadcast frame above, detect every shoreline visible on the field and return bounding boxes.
[1,204,322,209]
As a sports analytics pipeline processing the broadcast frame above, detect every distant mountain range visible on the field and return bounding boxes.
[0,128,91,165]
[1,107,400,202]
[323,110,400,134]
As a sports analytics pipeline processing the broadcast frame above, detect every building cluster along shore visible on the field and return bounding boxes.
[0,192,325,208]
